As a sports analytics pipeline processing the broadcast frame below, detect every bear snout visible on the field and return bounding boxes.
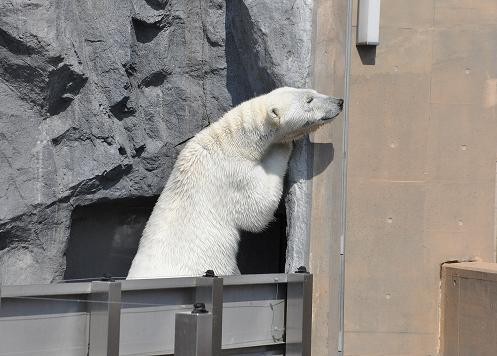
[329,97,344,110]
[320,97,344,121]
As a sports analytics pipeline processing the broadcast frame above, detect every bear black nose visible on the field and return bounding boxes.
[337,98,344,110]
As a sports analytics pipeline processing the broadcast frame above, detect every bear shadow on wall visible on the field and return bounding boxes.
[311,142,335,178]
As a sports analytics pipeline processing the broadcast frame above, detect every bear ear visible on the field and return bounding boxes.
[268,107,280,127]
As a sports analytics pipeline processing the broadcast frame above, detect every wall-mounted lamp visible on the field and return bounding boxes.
[357,0,381,46]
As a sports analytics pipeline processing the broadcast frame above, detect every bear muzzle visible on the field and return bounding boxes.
[321,97,344,121]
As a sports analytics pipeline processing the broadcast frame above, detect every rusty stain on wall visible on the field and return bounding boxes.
[484,78,497,108]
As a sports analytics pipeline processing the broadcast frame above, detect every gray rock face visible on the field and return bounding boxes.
[0,0,313,284]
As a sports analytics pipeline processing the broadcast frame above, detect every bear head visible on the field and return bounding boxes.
[264,87,343,142]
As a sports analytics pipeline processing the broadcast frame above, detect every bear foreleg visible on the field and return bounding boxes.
[234,143,293,232]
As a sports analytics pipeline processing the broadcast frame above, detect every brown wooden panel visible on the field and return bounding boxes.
[442,263,497,356]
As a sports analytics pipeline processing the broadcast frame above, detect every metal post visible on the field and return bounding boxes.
[286,268,313,356]
[88,281,121,356]
[195,270,223,354]
[174,303,213,356]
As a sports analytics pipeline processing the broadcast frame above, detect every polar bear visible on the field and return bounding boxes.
[127,87,343,279]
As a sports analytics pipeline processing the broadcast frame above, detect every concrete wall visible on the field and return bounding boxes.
[344,0,497,354]
[309,0,348,354]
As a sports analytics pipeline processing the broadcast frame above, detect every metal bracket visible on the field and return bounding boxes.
[174,308,213,356]
[195,272,223,354]
[286,272,313,356]
[88,281,122,356]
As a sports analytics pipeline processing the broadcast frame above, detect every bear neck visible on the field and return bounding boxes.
[215,101,276,161]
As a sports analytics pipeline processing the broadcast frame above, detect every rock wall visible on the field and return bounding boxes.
[0,0,313,284]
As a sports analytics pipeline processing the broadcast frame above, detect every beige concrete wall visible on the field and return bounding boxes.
[344,0,497,355]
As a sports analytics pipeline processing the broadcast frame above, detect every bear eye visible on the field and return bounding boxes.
[306,96,314,104]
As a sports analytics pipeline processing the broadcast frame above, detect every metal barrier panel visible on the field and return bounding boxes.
[0,287,90,356]
[118,276,220,355]
[119,278,197,355]
[118,275,287,354]
[222,282,286,350]
[0,273,313,356]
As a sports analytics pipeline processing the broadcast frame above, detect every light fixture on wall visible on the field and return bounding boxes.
[357,0,381,46]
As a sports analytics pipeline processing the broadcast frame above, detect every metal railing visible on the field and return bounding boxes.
[0,269,313,356]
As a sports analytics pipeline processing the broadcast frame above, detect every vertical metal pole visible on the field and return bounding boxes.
[174,305,213,356]
[195,271,223,354]
[286,270,313,356]
[88,281,121,356]
[338,0,354,354]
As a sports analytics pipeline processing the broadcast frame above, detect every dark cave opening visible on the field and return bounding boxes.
[237,199,287,274]
[64,197,157,280]
[64,196,287,280]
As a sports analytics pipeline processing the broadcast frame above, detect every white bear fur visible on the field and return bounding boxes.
[127,87,342,279]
